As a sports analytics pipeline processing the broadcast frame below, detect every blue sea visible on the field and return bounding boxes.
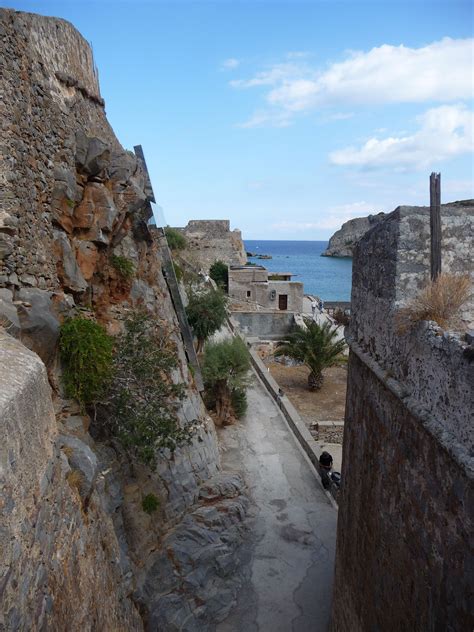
[244,240,352,302]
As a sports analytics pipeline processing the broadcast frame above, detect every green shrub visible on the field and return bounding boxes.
[110,254,135,280]
[142,493,160,514]
[209,260,229,292]
[165,226,186,251]
[60,317,114,406]
[186,288,228,352]
[107,311,193,466]
[173,261,183,282]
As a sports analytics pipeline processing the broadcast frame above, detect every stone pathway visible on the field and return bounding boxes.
[217,372,337,632]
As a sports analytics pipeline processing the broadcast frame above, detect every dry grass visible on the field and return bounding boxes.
[396,273,471,333]
[62,445,74,458]
[66,469,83,493]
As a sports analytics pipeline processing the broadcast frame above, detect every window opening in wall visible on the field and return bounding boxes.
[278,294,288,310]
[247,290,251,297]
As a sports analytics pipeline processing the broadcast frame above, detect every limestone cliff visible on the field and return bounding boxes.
[321,212,386,257]
[0,9,247,630]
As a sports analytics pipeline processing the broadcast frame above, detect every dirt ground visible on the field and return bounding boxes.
[265,361,347,444]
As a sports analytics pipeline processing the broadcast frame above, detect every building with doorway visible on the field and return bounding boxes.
[228,265,304,312]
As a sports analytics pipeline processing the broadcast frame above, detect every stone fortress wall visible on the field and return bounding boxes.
[0,10,248,630]
[331,202,474,631]
[175,219,247,271]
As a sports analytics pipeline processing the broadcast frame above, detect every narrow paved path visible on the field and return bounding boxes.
[217,371,337,632]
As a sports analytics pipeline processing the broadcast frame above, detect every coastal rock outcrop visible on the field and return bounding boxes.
[321,212,386,257]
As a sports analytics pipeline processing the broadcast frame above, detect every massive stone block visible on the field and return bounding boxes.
[331,203,474,631]
[0,332,143,630]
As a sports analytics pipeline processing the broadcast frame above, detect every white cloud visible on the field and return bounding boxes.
[272,201,382,232]
[330,104,474,169]
[221,58,240,70]
[236,109,292,128]
[231,38,473,125]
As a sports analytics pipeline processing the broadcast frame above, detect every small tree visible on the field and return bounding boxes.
[107,312,193,466]
[275,320,346,391]
[164,226,186,251]
[186,288,227,352]
[202,337,251,425]
[209,260,229,292]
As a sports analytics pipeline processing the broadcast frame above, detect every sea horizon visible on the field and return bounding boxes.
[244,239,352,302]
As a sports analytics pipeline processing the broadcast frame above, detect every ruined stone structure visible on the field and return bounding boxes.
[0,10,248,629]
[229,265,304,313]
[322,212,386,257]
[176,219,247,271]
[331,202,474,631]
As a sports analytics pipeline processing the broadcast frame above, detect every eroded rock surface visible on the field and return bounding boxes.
[0,9,248,631]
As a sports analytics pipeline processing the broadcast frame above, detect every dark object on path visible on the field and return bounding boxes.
[319,451,333,490]
[318,452,341,491]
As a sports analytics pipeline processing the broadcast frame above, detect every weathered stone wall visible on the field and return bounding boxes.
[332,352,473,631]
[0,332,143,631]
[331,203,474,631]
[231,311,296,338]
[176,219,247,271]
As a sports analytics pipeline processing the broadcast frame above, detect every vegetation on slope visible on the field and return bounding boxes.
[60,317,114,406]
[209,260,229,292]
[165,226,187,251]
[107,311,192,466]
[186,288,228,352]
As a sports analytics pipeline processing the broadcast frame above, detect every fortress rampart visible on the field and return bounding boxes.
[331,202,474,631]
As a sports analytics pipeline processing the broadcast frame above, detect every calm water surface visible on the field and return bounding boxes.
[244,240,352,302]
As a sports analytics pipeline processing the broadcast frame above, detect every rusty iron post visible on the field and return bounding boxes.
[430,172,441,280]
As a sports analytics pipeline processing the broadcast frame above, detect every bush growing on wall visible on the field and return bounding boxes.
[209,260,229,292]
[165,226,186,251]
[142,493,160,514]
[107,311,193,466]
[60,317,114,406]
[110,254,135,280]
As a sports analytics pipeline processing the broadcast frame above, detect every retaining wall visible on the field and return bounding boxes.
[231,310,296,338]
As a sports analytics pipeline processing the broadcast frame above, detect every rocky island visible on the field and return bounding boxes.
[321,212,386,257]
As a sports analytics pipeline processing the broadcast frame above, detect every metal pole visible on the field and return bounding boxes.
[430,172,442,280]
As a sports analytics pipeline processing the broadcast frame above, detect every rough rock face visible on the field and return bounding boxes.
[176,220,247,271]
[321,212,385,257]
[0,9,248,630]
[0,332,143,631]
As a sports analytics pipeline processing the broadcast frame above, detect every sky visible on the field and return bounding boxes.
[4,0,474,239]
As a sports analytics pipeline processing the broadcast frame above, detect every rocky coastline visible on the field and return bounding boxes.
[321,212,386,258]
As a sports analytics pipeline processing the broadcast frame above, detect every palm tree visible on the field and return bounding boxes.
[275,320,346,391]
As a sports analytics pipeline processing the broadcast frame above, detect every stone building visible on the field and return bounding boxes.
[331,201,474,631]
[229,265,304,312]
